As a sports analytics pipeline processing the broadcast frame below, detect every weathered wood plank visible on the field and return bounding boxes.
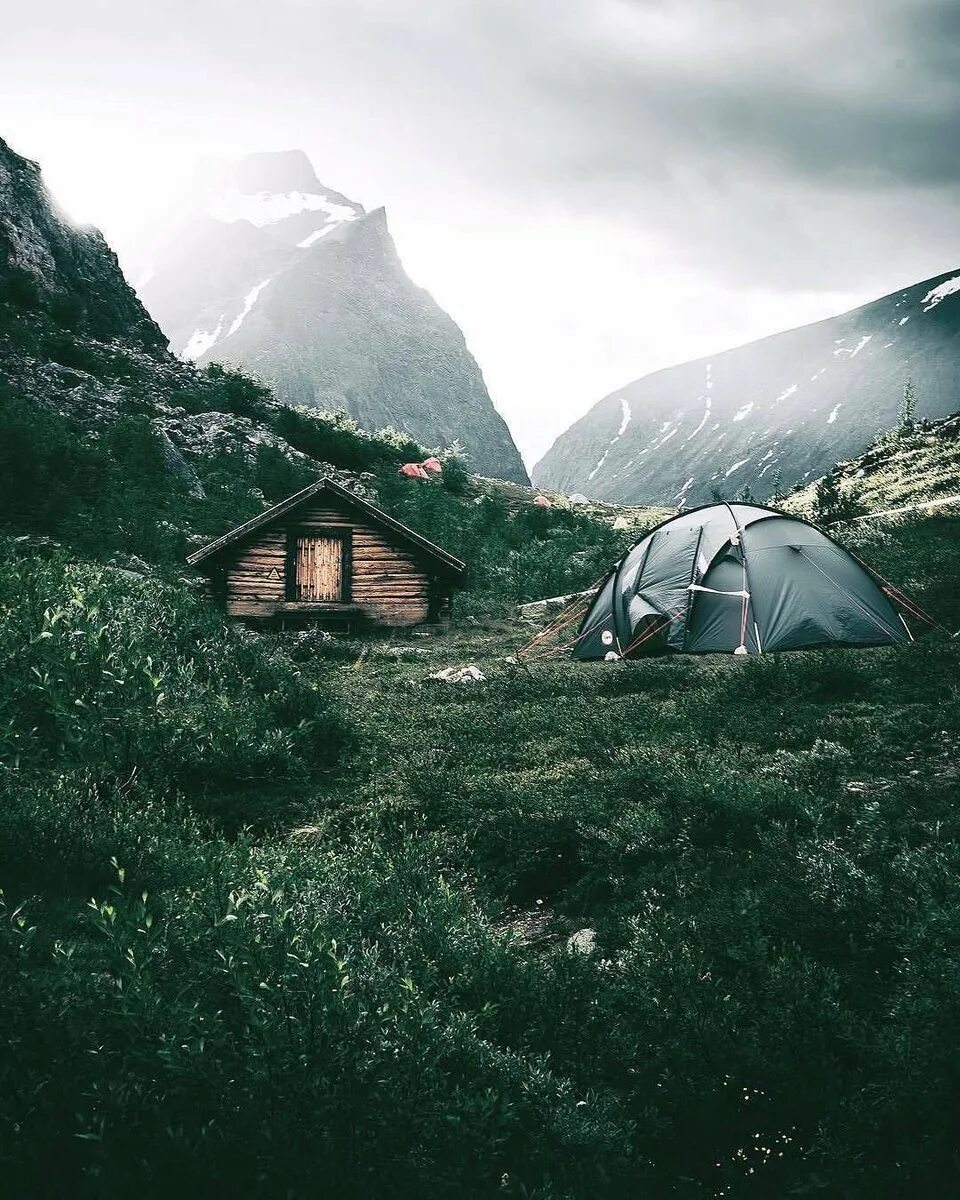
[213,489,455,627]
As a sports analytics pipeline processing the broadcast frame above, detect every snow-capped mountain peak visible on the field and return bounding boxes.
[133,149,529,483]
[208,188,362,231]
[202,151,365,251]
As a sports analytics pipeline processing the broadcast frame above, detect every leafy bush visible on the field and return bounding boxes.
[0,548,351,838]
[0,390,189,559]
[199,363,276,420]
[812,472,866,524]
[273,406,427,473]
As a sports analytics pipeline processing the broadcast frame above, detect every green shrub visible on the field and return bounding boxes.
[0,549,352,831]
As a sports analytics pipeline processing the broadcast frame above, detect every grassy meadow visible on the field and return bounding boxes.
[2,502,959,1197]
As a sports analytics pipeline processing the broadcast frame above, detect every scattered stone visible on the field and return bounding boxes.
[567,928,597,955]
[427,664,486,684]
[384,645,432,660]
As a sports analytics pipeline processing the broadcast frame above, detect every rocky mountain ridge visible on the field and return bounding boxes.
[133,150,529,484]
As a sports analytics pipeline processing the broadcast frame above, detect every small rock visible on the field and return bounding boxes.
[567,928,597,955]
[427,664,486,684]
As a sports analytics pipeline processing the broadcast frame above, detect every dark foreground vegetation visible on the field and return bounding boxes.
[1,505,958,1198]
[2,379,959,1197]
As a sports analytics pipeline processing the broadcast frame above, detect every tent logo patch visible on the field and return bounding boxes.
[601,630,614,645]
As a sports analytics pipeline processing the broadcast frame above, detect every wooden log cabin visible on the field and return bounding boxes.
[186,477,465,629]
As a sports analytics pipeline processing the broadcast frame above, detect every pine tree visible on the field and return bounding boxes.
[769,466,786,506]
[812,473,865,525]
[899,377,917,431]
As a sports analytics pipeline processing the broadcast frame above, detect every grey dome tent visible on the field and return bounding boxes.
[573,503,911,660]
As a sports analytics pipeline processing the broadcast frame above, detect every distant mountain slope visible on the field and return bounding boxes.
[533,270,960,505]
[134,151,528,484]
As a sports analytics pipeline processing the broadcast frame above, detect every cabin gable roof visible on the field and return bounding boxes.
[186,477,466,576]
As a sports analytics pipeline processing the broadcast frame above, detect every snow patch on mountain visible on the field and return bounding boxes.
[182,318,225,360]
[921,275,960,311]
[226,278,272,338]
[834,334,872,358]
[587,449,610,481]
[674,476,695,500]
[209,189,360,228]
[773,384,798,405]
[297,226,338,248]
[827,403,842,424]
[725,457,751,477]
[733,401,754,422]
[648,421,678,451]
[616,398,631,438]
[685,396,711,442]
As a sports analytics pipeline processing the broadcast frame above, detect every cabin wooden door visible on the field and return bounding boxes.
[295,534,345,601]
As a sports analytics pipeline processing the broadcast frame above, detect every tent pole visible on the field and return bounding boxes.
[722,502,756,654]
[614,533,655,655]
[680,527,705,653]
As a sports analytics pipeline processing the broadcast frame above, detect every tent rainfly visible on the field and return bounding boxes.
[572,503,912,660]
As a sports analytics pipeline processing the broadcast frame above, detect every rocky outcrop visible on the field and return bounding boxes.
[534,270,960,505]
[0,136,165,351]
[0,135,337,495]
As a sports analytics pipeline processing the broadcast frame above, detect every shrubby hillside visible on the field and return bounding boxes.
[3,499,959,1197]
[786,408,960,524]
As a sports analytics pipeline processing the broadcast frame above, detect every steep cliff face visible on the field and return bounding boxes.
[0,136,325,490]
[533,270,960,505]
[0,136,166,351]
[134,151,529,483]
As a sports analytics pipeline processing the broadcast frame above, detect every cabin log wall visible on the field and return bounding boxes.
[223,500,434,625]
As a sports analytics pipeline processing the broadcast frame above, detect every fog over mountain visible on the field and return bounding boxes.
[4,0,959,464]
[130,149,528,483]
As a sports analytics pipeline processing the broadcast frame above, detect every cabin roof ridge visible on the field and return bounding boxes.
[185,476,466,574]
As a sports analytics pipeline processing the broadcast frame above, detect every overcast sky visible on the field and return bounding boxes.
[4,0,959,463]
